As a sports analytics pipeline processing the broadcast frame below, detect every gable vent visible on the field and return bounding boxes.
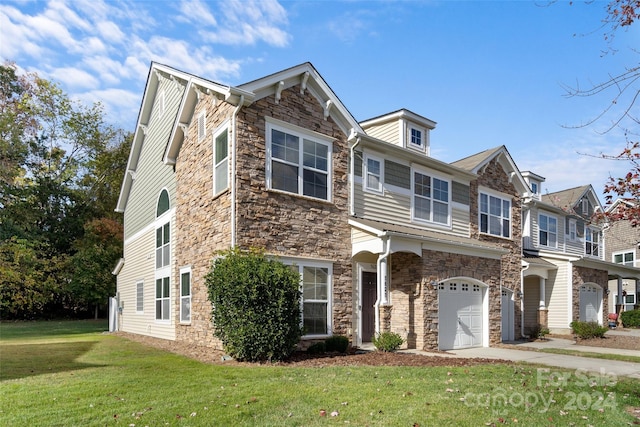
[198,112,206,141]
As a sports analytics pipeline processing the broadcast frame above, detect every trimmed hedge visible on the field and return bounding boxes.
[570,321,608,339]
[205,248,302,362]
[620,310,640,328]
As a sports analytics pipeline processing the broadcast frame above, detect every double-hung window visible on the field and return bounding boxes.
[613,250,635,266]
[180,267,191,324]
[155,277,170,321]
[585,228,600,257]
[538,213,557,248]
[213,126,229,195]
[479,192,511,238]
[364,154,383,193]
[413,170,449,225]
[568,219,577,241]
[267,119,332,201]
[284,259,332,337]
[155,189,171,322]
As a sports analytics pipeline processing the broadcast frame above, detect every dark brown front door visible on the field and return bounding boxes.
[362,271,377,342]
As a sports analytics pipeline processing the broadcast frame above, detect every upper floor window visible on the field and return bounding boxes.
[266,120,332,201]
[479,192,511,238]
[157,189,169,217]
[413,170,449,225]
[613,250,635,266]
[538,213,557,248]
[410,127,422,148]
[156,190,170,269]
[213,126,229,195]
[585,227,600,257]
[568,219,577,241]
[364,154,383,193]
[530,182,538,195]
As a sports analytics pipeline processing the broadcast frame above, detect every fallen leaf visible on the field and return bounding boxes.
[320,410,326,417]
[330,411,339,417]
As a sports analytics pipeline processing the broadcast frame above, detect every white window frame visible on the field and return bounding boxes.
[478,189,511,239]
[568,219,577,241]
[530,182,538,195]
[136,281,144,313]
[585,227,600,257]
[411,166,451,227]
[281,257,333,338]
[408,125,426,152]
[613,250,635,266]
[538,213,557,248]
[213,122,229,196]
[179,266,191,324]
[363,153,383,193]
[197,111,206,142]
[155,276,170,322]
[265,118,333,202]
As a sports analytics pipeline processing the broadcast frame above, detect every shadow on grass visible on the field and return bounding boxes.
[1,341,105,381]
[0,319,109,340]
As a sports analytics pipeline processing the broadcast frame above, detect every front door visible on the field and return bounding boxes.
[361,271,377,343]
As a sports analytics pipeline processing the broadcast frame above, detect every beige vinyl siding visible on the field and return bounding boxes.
[117,222,176,340]
[352,228,375,245]
[123,77,184,240]
[363,121,400,145]
[546,260,570,329]
[354,182,470,238]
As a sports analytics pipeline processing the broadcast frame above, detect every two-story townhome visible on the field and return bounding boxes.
[605,199,639,313]
[519,178,640,334]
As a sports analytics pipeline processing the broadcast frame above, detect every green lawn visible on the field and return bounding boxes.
[1,321,639,426]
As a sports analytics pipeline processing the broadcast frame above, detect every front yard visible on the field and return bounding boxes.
[1,320,639,426]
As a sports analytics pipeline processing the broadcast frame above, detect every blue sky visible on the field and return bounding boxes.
[2,0,639,202]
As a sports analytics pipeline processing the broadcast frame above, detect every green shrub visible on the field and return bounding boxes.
[372,332,404,352]
[325,335,349,353]
[570,321,608,339]
[205,248,302,362]
[620,310,640,328]
[531,325,550,340]
[306,341,326,354]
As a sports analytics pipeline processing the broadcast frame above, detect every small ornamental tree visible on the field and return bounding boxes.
[205,248,302,362]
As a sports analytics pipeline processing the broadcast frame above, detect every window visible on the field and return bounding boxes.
[538,214,557,248]
[267,120,332,201]
[364,154,382,193]
[530,182,538,195]
[213,126,228,195]
[155,277,170,321]
[180,267,191,323]
[568,219,577,241]
[413,171,449,225]
[157,189,169,217]
[585,228,600,257]
[410,127,422,147]
[479,192,511,238]
[285,260,332,336]
[136,281,144,313]
[198,112,206,141]
[613,250,635,266]
[155,223,170,269]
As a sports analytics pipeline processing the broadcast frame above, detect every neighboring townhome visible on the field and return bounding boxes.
[604,198,640,314]
[520,179,640,335]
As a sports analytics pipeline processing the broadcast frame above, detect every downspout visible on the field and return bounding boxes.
[230,95,245,248]
[374,234,391,336]
[521,261,529,338]
[348,131,361,216]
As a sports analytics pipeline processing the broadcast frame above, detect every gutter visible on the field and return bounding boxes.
[230,95,245,248]
[348,129,361,217]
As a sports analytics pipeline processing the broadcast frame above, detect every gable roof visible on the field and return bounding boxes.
[542,185,599,212]
[451,145,529,194]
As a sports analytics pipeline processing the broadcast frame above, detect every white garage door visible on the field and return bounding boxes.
[579,285,600,323]
[438,281,485,350]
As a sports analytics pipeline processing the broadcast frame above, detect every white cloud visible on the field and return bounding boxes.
[96,20,125,45]
[178,0,217,26]
[49,67,99,90]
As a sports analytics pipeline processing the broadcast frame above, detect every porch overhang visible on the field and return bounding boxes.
[349,218,508,259]
[571,257,640,280]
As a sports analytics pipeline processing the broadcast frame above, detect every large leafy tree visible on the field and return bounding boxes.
[0,61,128,318]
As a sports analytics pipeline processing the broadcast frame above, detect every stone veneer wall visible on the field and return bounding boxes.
[233,85,353,337]
[174,96,235,348]
[469,157,524,339]
[572,266,609,324]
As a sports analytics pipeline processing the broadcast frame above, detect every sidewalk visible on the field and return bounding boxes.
[445,332,640,379]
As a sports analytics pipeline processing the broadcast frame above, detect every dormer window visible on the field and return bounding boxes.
[410,127,422,148]
[531,182,538,195]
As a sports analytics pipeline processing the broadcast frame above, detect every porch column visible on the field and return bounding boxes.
[538,277,546,309]
[538,277,548,328]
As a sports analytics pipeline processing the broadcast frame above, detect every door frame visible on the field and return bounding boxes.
[357,263,377,347]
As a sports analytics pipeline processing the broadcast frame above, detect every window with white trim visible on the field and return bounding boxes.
[568,219,577,241]
[530,182,538,195]
[585,227,600,257]
[213,126,229,195]
[136,281,144,313]
[266,120,332,201]
[364,154,383,193]
[538,213,557,248]
[180,267,191,323]
[613,250,635,266]
[285,260,332,336]
[155,277,170,321]
[410,127,423,148]
[413,170,449,225]
[156,222,170,269]
[479,192,511,238]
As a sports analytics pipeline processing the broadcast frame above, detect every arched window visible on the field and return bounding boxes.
[157,189,170,217]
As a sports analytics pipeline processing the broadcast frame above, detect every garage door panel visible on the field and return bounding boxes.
[438,281,485,350]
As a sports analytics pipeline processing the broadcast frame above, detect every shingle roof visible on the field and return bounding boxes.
[541,185,592,211]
